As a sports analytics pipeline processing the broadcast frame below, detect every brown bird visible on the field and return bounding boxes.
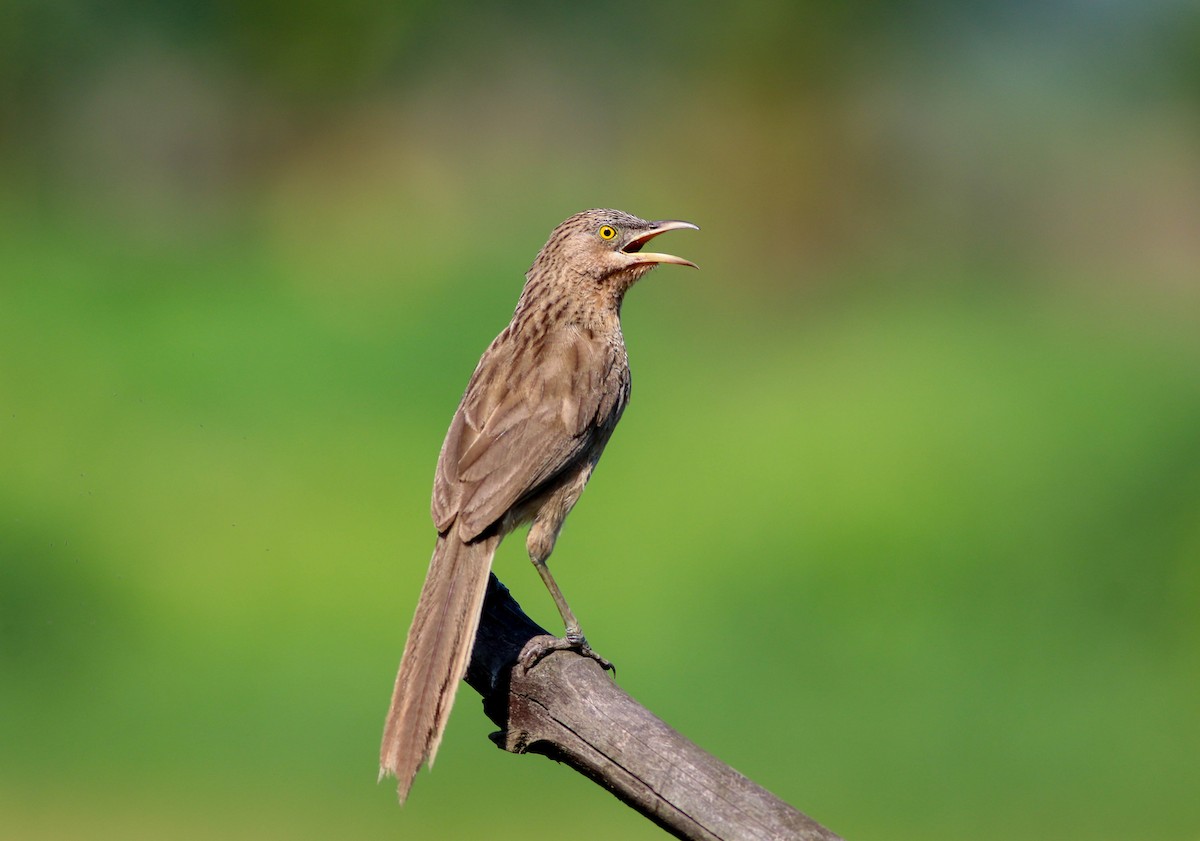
[379,208,698,802]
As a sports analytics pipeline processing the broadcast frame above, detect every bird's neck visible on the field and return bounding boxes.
[514,267,627,336]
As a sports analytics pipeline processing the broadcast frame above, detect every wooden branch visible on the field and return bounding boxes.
[464,575,843,841]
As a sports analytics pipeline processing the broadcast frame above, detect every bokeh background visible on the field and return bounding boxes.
[3,2,1199,839]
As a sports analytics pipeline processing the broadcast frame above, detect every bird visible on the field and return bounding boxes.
[379,208,698,803]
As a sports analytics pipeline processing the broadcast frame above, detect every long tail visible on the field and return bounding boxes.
[379,530,500,802]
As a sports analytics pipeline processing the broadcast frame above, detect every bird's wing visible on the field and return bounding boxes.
[431,328,623,541]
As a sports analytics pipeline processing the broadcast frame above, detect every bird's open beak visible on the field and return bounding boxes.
[622,220,699,268]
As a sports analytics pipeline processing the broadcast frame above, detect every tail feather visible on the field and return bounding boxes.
[379,531,500,802]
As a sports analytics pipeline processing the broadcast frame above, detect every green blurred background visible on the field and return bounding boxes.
[3,2,1199,839]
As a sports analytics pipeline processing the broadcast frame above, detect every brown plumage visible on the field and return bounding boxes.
[379,208,698,802]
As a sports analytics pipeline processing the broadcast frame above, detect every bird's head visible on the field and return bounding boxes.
[530,209,699,295]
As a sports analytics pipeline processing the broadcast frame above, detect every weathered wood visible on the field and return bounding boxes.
[464,575,843,841]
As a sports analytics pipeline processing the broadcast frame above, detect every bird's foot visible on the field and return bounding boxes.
[516,633,616,677]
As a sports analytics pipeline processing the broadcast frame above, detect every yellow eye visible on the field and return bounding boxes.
[598,225,617,240]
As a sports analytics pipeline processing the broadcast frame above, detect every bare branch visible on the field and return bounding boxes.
[464,576,843,841]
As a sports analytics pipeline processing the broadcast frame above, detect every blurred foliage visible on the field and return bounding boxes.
[2,2,1199,840]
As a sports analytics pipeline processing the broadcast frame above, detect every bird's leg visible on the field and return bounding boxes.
[531,554,584,643]
[517,552,614,676]
[519,503,615,675]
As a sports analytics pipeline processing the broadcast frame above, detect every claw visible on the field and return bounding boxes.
[516,634,616,677]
